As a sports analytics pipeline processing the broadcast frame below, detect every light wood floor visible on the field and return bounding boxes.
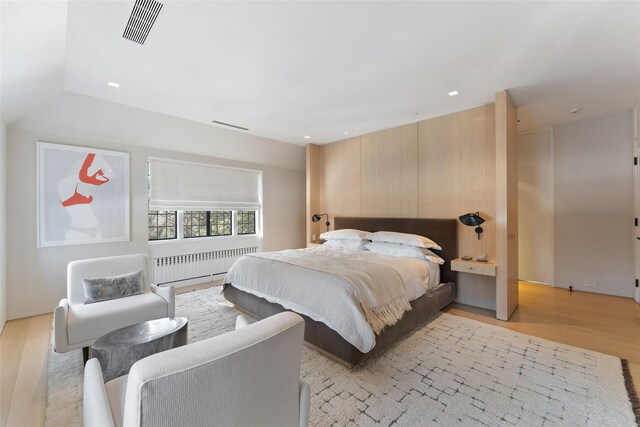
[443,282,640,395]
[1,313,51,427]
[1,281,639,427]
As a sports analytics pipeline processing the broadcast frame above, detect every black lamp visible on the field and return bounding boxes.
[312,213,331,232]
[459,212,485,240]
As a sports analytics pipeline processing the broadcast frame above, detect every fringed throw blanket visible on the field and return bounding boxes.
[224,247,422,352]
[253,250,410,333]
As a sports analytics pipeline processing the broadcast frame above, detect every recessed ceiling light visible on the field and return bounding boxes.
[448,90,459,96]
[304,136,311,139]
[108,81,120,88]
[344,132,349,135]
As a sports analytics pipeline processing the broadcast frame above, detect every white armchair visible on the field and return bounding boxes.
[54,254,174,355]
[84,312,310,427]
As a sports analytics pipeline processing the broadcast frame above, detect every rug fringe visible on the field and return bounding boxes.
[621,359,640,426]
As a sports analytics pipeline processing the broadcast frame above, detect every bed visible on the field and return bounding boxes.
[222,217,458,366]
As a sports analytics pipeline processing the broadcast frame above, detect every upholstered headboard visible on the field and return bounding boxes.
[334,217,458,284]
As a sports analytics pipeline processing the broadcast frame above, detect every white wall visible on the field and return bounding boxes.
[553,111,634,297]
[6,92,306,320]
[518,130,554,285]
[0,121,7,332]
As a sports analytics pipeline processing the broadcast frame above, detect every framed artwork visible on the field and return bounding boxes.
[37,142,130,247]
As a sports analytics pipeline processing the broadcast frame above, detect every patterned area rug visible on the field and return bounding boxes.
[45,287,638,426]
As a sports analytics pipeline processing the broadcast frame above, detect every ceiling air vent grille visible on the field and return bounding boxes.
[211,121,249,131]
[122,0,163,45]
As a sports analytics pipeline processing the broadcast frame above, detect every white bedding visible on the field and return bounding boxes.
[223,246,440,353]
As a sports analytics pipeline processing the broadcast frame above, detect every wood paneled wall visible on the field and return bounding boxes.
[318,137,362,222]
[495,91,519,320]
[417,105,496,260]
[307,99,518,315]
[306,143,321,244]
[361,124,418,217]
[314,104,496,260]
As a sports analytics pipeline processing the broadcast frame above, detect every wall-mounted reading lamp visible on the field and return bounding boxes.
[311,213,331,232]
[459,212,485,239]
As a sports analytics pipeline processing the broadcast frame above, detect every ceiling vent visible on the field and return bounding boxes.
[211,120,249,131]
[122,0,163,45]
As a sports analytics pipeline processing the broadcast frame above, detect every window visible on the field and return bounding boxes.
[237,210,256,235]
[182,210,232,238]
[148,210,177,240]
[183,211,209,238]
[148,159,261,242]
[148,210,256,240]
[209,211,232,236]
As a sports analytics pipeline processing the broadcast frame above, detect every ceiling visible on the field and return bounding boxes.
[2,1,640,145]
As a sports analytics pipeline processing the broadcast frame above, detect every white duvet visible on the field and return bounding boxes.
[223,246,440,353]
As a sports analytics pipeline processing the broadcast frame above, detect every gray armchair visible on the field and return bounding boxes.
[84,312,310,427]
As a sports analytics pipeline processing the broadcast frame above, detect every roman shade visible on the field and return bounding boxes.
[148,158,262,211]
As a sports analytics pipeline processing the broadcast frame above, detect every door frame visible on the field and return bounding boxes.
[634,103,640,303]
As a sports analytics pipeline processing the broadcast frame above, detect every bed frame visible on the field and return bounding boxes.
[223,217,458,367]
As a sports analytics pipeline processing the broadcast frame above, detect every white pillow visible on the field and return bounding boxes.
[365,231,442,250]
[320,229,369,241]
[365,242,445,265]
[324,239,369,251]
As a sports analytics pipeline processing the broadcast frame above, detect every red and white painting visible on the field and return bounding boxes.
[37,142,130,247]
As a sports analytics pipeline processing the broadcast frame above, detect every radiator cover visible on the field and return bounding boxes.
[153,247,257,287]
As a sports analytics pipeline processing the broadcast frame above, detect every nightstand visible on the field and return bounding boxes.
[451,257,496,277]
[306,242,322,248]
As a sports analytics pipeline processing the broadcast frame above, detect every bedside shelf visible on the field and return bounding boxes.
[451,257,496,277]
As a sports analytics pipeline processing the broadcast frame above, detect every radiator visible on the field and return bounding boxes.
[153,247,258,287]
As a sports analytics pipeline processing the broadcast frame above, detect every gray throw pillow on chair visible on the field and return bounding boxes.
[82,270,145,304]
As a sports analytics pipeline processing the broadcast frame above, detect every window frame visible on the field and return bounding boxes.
[236,210,257,235]
[208,210,233,237]
[148,209,258,242]
[182,210,211,239]
[147,210,178,241]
